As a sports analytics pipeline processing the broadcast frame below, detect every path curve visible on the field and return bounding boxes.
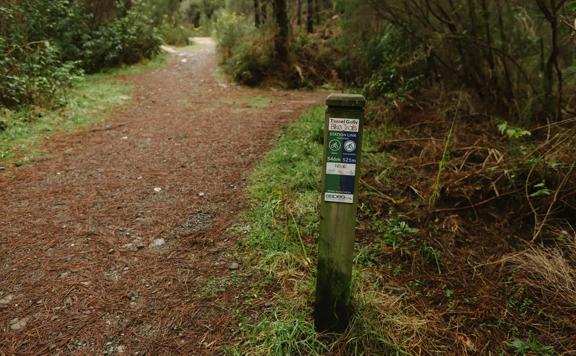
[0,38,324,354]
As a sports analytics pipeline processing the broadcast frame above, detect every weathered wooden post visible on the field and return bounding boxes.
[315,93,366,331]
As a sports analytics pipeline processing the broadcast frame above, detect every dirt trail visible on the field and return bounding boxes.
[0,38,323,354]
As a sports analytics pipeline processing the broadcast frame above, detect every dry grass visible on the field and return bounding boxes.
[510,232,576,309]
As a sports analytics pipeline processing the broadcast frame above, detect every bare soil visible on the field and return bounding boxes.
[0,38,323,355]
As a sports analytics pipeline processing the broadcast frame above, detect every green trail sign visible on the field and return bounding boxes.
[315,94,366,332]
[324,118,360,204]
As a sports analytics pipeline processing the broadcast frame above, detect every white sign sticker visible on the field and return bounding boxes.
[326,162,356,176]
[329,118,360,133]
[324,192,354,204]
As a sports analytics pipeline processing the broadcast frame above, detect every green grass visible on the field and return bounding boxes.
[0,54,168,164]
[228,107,423,355]
[223,96,272,112]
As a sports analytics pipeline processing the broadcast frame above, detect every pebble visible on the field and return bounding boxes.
[149,238,165,248]
[10,317,28,331]
[154,187,162,193]
[122,243,138,252]
[14,160,23,167]
[198,192,205,197]
[228,262,240,270]
[0,294,14,304]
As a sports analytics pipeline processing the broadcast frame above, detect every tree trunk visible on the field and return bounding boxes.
[273,0,289,60]
[254,0,261,27]
[307,0,314,33]
[297,0,302,27]
[535,0,565,121]
[261,0,268,24]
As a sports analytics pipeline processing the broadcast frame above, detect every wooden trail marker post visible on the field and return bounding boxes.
[315,93,366,331]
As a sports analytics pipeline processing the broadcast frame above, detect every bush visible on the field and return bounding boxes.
[213,11,272,86]
[81,2,163,72]
[159,15,193,46]
[0,0,163,109]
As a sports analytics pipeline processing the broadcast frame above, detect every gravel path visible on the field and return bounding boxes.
[0,38,324,354]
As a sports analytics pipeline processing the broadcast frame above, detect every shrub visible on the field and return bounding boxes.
[80,2,163,72]
[213,11,273,86]
[0,40,78,108]
[0,0,163,109]
[159,15,193,46]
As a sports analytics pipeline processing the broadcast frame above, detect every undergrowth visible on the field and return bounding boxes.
[0,54,167,164]
[230,93,575,353]
[229,107,430,355]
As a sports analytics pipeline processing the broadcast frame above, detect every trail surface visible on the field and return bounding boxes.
[0,38,323,354]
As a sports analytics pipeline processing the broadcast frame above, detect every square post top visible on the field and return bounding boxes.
[326,94,366,109]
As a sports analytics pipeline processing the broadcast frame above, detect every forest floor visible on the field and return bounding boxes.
[0,38,324,354]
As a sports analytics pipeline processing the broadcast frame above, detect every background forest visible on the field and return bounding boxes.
[0,0,221,109]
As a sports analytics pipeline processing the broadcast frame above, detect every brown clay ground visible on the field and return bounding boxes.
[0,38,324,354]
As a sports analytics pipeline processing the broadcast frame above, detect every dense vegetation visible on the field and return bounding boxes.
[215,0,576,354]
[0,0,222,110]
[215,0,576,123]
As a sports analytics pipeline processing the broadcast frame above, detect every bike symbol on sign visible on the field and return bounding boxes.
[329,139,341,152]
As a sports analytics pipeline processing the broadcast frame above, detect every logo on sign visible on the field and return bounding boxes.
[329,139,341,152]
[343,140,356,153]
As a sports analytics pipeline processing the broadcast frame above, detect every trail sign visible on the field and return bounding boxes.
[324,118,360,204]
[315,94,366,332]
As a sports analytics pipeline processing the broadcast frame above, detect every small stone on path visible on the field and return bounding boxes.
[0,294,14,304]
[10,317,28,331]
[154,187,162,193]
[228,262,239,270]
[149,238,165,248]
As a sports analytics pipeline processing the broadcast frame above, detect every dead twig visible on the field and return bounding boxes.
[532,161,576,242]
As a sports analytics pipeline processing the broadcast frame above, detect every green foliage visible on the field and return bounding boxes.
[497,121,532,140]
[337,0,575,122]
[0,0,171,110]
[0,53,165,162]
[213,11,272,85]
[158,15,192,46]
[507,336,555,355]
[369,209,418,250]
[0,39,80,108]
[80,2,163,72]
[529,182,552,198]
